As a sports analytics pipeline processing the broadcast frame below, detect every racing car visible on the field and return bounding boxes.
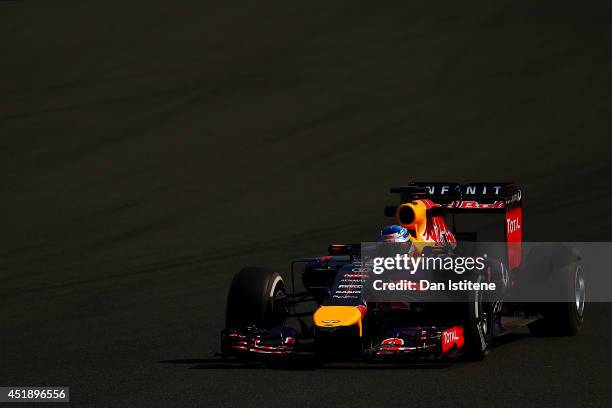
[220,182,585,362]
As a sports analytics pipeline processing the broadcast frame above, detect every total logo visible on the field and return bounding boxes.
[441,326,464,352]
[506,217,521,234]
[444,330,458,343]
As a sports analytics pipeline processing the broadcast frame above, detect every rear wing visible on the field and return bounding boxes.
[388,182,522,212]
[385,182,523,269]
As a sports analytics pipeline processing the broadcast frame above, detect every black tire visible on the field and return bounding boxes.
[462,273,494,361]
[225,267,286,327]
[524,244,585,336]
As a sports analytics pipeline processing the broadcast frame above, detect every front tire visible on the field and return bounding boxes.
[225,267,286,327]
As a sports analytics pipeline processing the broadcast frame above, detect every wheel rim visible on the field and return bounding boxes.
[477,300,489,337]
[574,265,586,318]
[267,278,286,324]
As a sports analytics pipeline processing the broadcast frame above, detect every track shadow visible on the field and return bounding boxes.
[491,332,531,348]
[159,358,264,370]
[159,357,452,371]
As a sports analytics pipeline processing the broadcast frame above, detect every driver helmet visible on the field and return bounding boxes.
[378,225,410,242]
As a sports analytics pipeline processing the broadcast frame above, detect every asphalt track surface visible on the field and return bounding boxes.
[1,1,612,407]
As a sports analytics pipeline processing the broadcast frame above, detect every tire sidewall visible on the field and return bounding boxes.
[225,267,285,327]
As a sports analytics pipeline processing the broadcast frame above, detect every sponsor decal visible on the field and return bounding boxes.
[507,217,520,234]
[505,206,522,269]
[506,189,522,205]
[441,326,464,353]
[454,200,505,209]
[339,279,366,283]
[421,183,507,196]
[463,185,504,195]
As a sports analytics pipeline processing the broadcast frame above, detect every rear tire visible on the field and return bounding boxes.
[462,273,493,361]
[524,244,585,336]
[225,267,286,327]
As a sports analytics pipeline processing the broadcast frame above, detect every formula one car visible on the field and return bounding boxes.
[220,182,585,362]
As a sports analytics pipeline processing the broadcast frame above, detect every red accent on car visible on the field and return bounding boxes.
[381,337,404,346]
[355,305,367,318]
[456,200,505,209]
[505,206,522,269]
[441,326,465,353]
[424,214,457,244]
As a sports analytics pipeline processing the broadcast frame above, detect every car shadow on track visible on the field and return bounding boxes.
[491,332,530,348]
[159,358,452,370]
